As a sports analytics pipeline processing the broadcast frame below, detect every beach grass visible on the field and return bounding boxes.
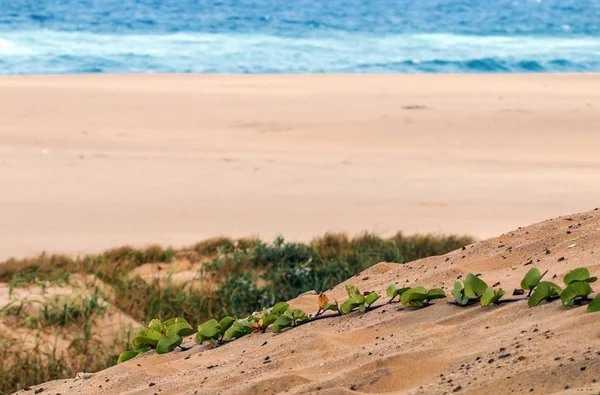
[0,232,473,394]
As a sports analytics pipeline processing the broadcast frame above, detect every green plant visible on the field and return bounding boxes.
[195,316,236,345]
[527,268,597,308]
[118,317,195,363]
[564,268,597,285]
[451,281,471,306]
[528,282,563,307]
[588,294,600,313]
[272,308,310,333]
[223,317,254,339]
[480,287,506,307]
[560,282,592,307]
[386,284,411,303]
[521,268,548,296]
[252,302,290,331]
[451,274,505,306]
[339,285,380,315]
[560,268,596,307]
[399,287,446,307]
[464,273,487,299]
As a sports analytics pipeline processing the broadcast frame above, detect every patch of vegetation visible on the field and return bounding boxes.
[0,231,472,394]
[451,273,505,307]
[527,267,597,308]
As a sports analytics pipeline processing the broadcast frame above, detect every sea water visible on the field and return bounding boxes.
[1,0,599,74]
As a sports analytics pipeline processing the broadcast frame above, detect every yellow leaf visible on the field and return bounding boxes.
[318,293,329,310]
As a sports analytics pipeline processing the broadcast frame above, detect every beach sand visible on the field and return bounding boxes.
[1,74,599,259]
[24,208,600,395]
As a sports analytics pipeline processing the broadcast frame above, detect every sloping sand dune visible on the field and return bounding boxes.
[2,74,600,260]
[28,209,600,394]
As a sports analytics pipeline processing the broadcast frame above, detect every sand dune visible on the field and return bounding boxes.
[26,208,600,395]
[2,74,600,260]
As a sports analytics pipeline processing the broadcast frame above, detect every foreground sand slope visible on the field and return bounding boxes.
[29,209,600,395]
[2,74,600,259]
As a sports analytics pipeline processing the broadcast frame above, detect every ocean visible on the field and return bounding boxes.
[1,0,599,74]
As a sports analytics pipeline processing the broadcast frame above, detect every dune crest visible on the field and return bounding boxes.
[27,209,600,394]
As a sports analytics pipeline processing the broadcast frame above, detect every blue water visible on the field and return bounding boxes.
[1,0,599,74]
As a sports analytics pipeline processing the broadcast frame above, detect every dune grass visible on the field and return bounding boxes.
[0,232,473,394]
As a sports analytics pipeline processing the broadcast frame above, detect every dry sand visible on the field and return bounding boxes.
[1,74,600,260]
[26,208,600,395]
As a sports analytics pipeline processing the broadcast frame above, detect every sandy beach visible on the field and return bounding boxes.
[1,74,599,260]
[24,208,600,395]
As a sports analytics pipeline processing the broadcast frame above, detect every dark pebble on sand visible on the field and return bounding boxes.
[453,386,462,392]
[499,353,511,359]
[558,257,565,262]
[581,366,586,371]
[149,383,156,387]
[34,390,44,394]
[488,358,494,364]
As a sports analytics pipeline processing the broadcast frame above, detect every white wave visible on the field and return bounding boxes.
[0,37,15,49]
[1,30,599,73]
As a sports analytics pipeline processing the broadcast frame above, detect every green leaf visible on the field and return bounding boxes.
[156,334,182,354]
[481,287,505,307]
[147,319,163,333]
[218,317,236,335]
[386,284,411,298]
[364,292,380,306]
[425,289,446,300]
[134,329,163,347]
[564,268,591,285]
[166,322,195,337]
[451,282,470,306]
[528,281,562,307]
[290,309,307,320]
[588,294,600,313]
[224,319,253,340]
[560,282,592,307]
[340,294,365,315]
[358,303,366,313]
[323,302,339,313]
[586,277,598,283]
[117,351,140,364]
[521,268,548,291]
[345,284,361,298]
[197,319,220,339]
[260,314,278,328]
[271,302,289,316]
[400,287,427,307]
[464,274,488,299]
[386,284,398,297]
[163,317,189,329]
[272,315,293,333]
